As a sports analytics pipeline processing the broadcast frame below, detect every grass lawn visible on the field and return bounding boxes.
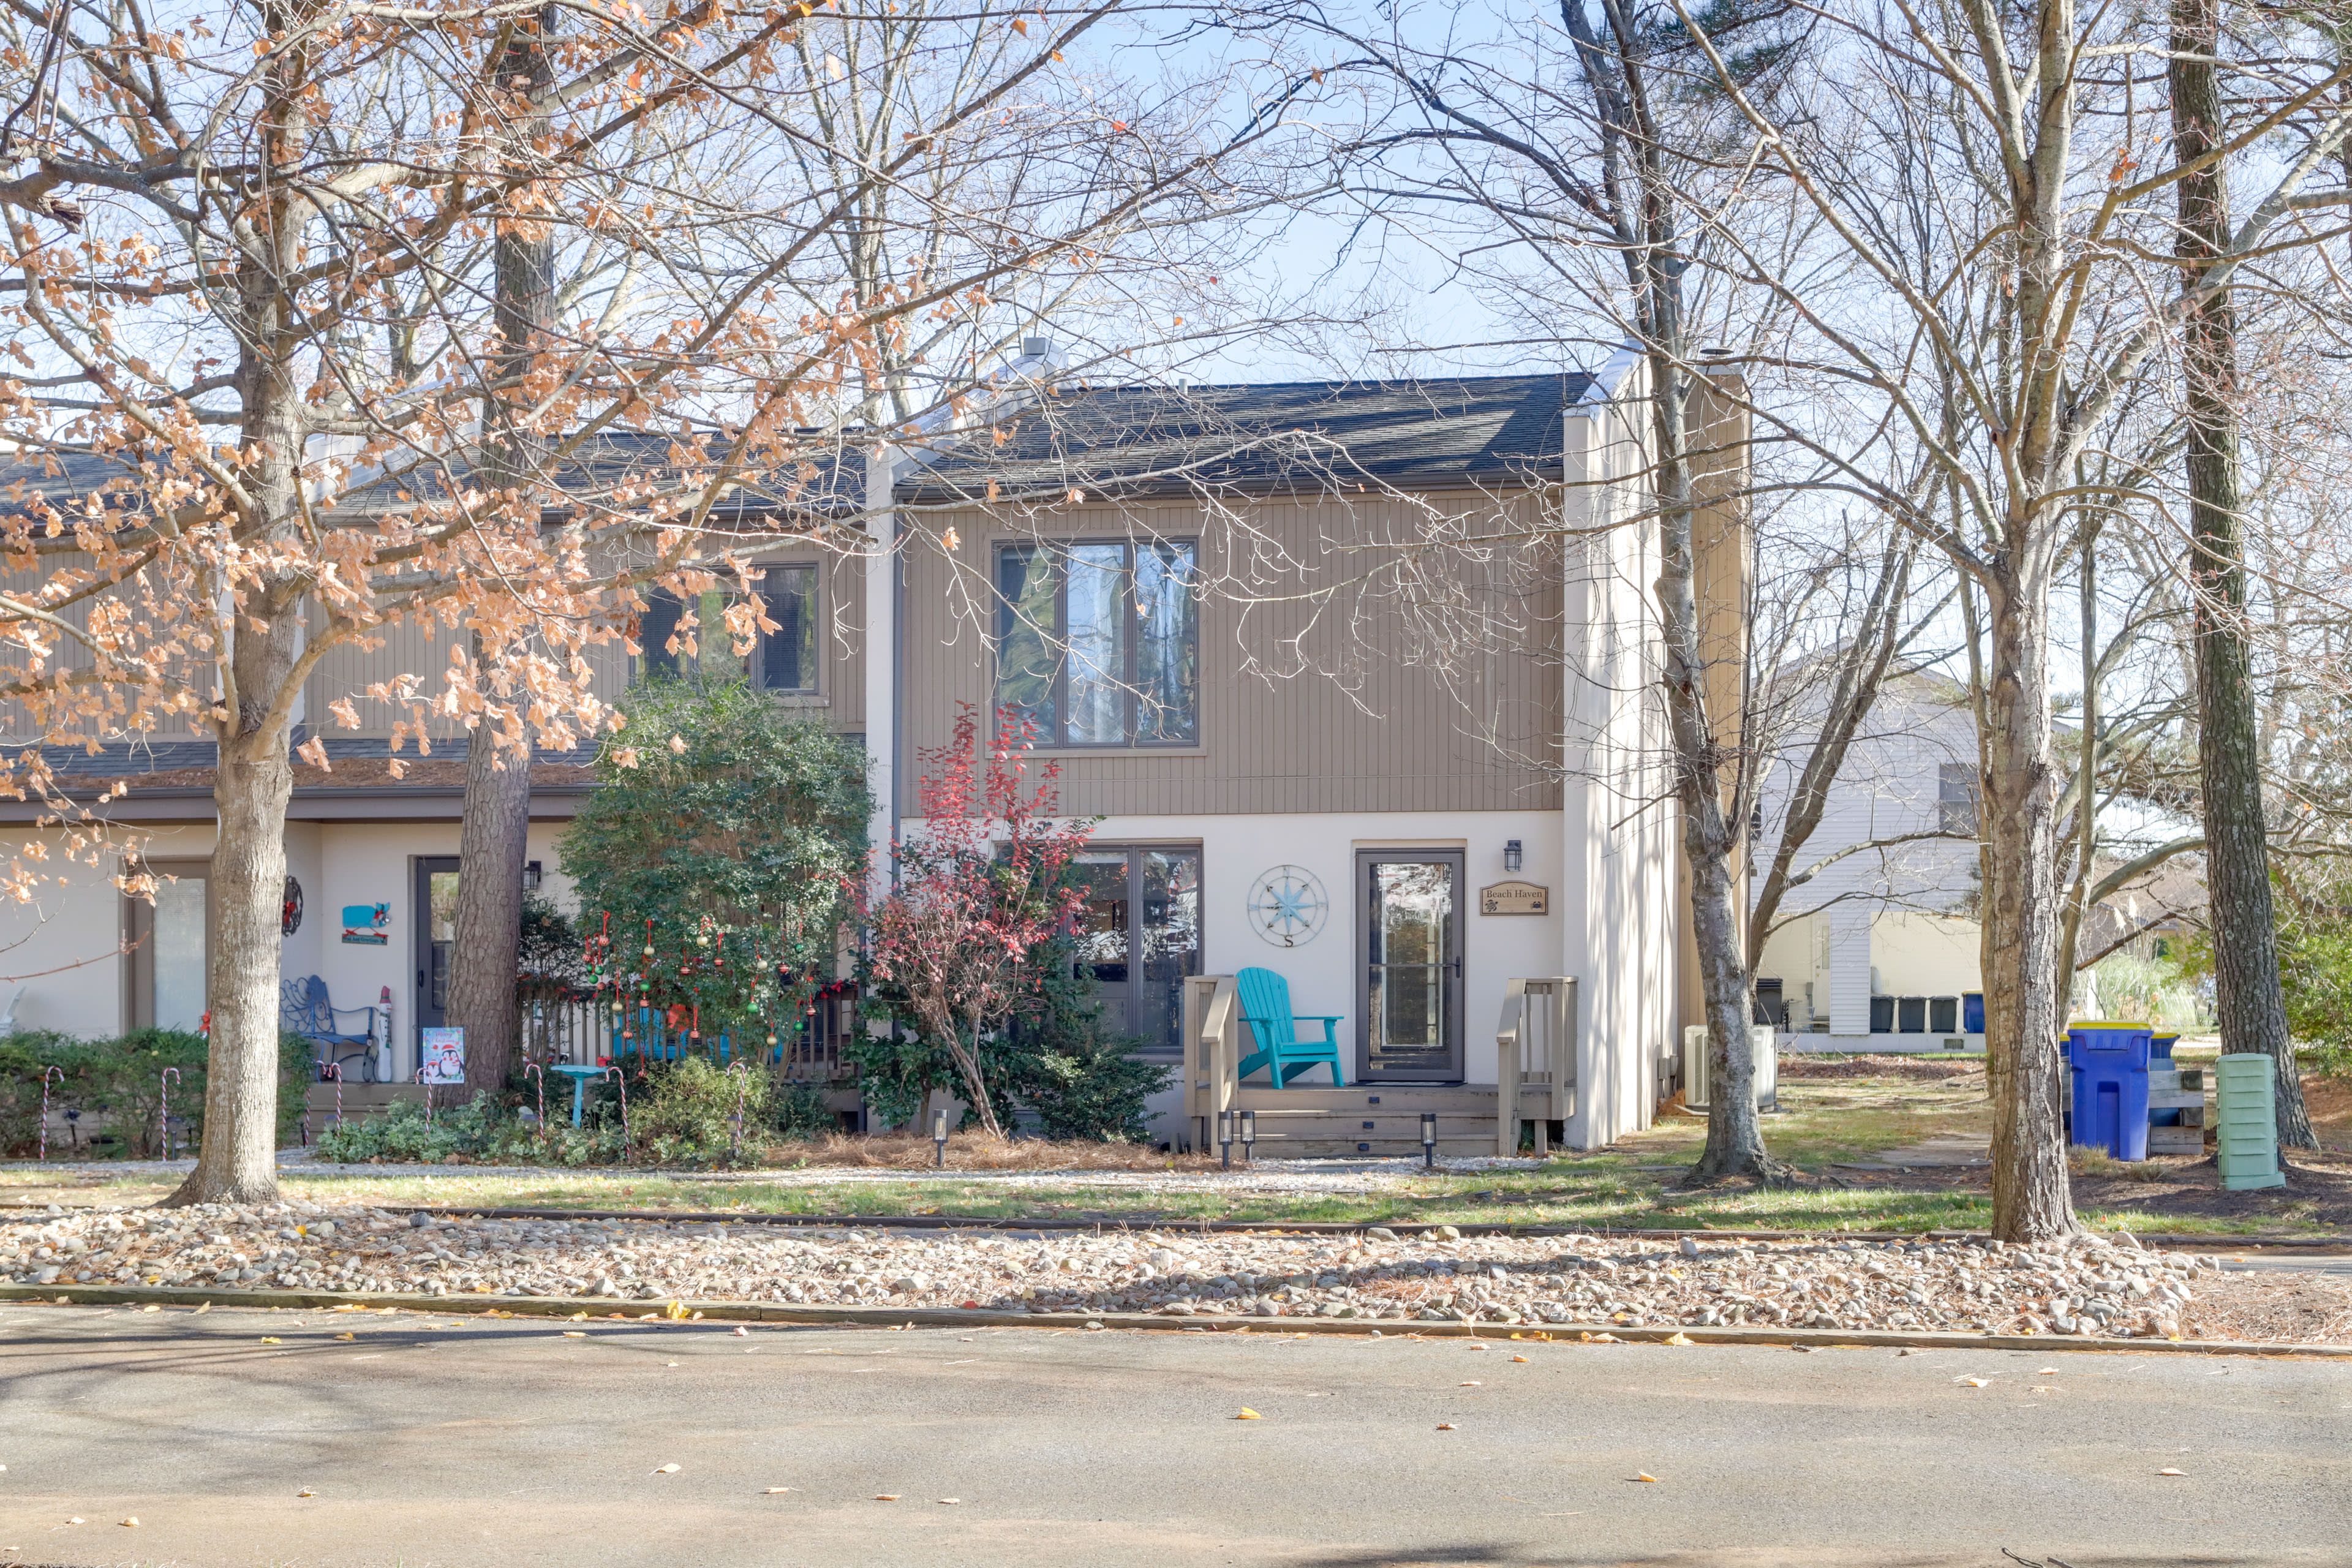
[4,1065,2341,1238]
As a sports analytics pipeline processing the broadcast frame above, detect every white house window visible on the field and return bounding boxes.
[997,541,1198,746]
[1937,763,1980,835]
[638,565,818,693]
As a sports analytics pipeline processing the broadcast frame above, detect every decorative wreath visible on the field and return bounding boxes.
[282,875,304,937]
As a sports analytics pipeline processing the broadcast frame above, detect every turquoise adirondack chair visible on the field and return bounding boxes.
[1235,967,1347,1088]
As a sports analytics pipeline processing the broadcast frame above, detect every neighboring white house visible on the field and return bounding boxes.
[1750,673,1988,1050]
[2,350,1743,1150]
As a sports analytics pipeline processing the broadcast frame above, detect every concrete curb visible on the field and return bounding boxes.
[4,1282,2346,1359]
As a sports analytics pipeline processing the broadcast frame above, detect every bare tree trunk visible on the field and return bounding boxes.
[1646,360,1774,1180]
[451,4,559,1096]
[173,735,297,1203]
[165,20,315,1206]
[2171,0,2315,1148]
[1981,567,2077,1240]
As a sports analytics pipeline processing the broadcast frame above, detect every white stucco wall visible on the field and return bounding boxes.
[1870,911,1981,998]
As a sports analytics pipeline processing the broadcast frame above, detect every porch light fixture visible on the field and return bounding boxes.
[1503,839,1524,873]
[932,1106,950,1167]
[1238,1109,1257,1163]
[1421,1111,1438,1170]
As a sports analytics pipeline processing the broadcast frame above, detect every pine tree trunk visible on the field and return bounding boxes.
[452,725,533,1093]
[1981,568,2077,1240]
[450,5,558,1096]
[2171,0,2315,1147]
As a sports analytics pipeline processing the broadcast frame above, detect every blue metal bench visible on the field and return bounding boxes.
[281,975,380,1082]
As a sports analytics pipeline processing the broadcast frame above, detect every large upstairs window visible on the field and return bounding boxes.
[997,541,1198,746]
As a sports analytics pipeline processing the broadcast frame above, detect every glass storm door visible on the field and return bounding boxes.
[415,857,461,1031]
[1358,851,1465,1081]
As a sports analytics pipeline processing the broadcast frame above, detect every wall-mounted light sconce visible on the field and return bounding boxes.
[1503,839,1524,873]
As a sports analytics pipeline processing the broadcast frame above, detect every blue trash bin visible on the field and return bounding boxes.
[1963,992,1985,1033]
[2068,1022,2152,1160]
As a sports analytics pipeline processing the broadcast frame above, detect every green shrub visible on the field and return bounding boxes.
[630,1055,771,1167]
[0,1027,306,1158]
[774,1079,840,1138]
[314,1056,779,1167]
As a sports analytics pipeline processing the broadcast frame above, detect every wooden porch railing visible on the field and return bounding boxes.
[1180,973,1242,1154]
[1495,976,1578,1156]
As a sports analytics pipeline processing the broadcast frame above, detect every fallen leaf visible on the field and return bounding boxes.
[67,1517,85,1525]
[2038,1367,2059,1374]
[1436,1423,1457,1430]
[937,1498,961,1504]
[734,1327,750,1337]
[1511,1355,1529,1363]
[298,1490,315,1498]
[562,1330,587,1338]
[1632,1474,1659,1483]
[570,1311,590,1321]
[1663,1333,1694,1346]
[1461,1380,1482,1386]
[1956,1378,1989,1388]
[764,1487,794,1494]
[119,1517,139,1527]
[260,1336,282,1345]
[652,1463,680,1474]
[1235,1408,1261,1420]
[334,1332,355,1341]
[875,1494,901,1501]
[2158,1468,2187,1477]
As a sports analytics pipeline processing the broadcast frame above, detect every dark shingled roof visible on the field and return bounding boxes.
[898,373,1591,501]
[3,372,1593,516]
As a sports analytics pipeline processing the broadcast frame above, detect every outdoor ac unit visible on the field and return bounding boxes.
[1681,1023,1780,1112]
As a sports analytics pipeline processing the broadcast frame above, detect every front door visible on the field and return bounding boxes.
[1357,851,1465,1082]
[415,857,461,1033]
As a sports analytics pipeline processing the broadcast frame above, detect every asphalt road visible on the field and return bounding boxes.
[2,1303,2346,1568]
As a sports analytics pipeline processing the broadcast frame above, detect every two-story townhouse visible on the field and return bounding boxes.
[2,350,1742,1151]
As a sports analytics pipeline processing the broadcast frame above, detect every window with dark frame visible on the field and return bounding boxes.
[1937,761,1980,835]
[636,565,820,694]
[997,540,1198,747]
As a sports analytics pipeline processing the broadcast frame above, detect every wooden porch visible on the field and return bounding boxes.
[1178,974,1577,1158]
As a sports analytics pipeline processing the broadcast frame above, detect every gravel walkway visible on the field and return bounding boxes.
[8,1197,2319,1341]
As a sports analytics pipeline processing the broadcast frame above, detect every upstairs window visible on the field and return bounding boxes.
[638,565,819,694]
[1938,762,1980,835]
[997,541,1198,746]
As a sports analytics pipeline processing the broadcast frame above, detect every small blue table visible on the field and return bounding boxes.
[549,1063,606,1127]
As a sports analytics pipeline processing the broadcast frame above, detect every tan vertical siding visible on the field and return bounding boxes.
[898,489,1564,817]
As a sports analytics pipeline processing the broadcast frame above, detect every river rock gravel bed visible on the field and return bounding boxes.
[8,1200,2334,1341]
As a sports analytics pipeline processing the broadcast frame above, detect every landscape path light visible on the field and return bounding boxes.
[932,1106,951,1167]
[1422,1111,1438,1170]
[1238,1109,1257,1164]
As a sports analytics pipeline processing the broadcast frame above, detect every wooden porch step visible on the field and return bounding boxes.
[1236,1137,1504,1159]
[1228,1085,1547,1114]
[1240,1112,1501,1140]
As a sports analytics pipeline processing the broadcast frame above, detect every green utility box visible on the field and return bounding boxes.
[2214,1053,2286,1191]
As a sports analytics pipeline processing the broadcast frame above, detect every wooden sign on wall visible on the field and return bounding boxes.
[1480,881,1549,916]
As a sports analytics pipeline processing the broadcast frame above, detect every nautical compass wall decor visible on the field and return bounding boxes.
[1246,864,1329,948]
